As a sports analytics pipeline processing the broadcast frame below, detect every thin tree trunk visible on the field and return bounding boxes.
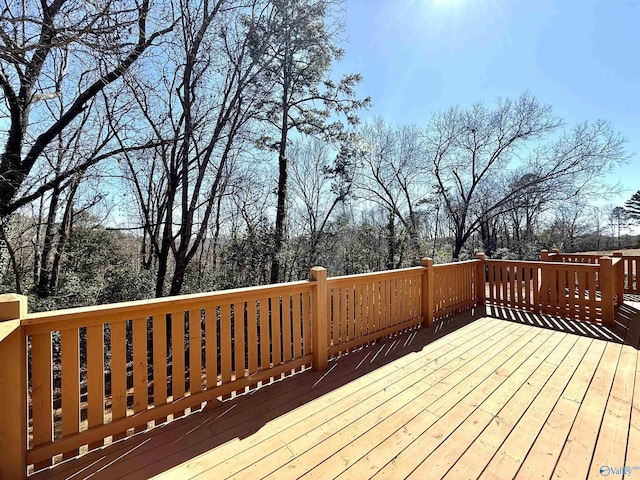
[49,179,79,294]
[0,221,22,294]
[36,186,61,297]
[270,111,289,284]
[386,211,396,270]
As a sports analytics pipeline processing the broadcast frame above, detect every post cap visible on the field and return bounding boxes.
[420,257,433,267]
[0,294,28,322]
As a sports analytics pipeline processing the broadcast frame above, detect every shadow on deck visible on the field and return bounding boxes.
[32,298,640,480]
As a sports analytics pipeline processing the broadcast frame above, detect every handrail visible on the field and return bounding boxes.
[23,280,313,324]
[326,266,424,283]
[488,258,602,269]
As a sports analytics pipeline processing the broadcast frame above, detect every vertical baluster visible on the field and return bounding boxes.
[31,332,53,470]
[399,277,405,322]
[248,300,259,373]
[362,282,368,335]
[189,310,202,395]
[283,295,293,361]
[508,265,515,308]
[259,299,270,370]
[132,318,148,432]
[525,265,531,308]
[153,316,167,424]
[488,264,495,304]
[577,270,586,320]
[371,280,378,334]
[368,281,375,333]
[520,266,527,308]
[383,280,390,328]
[234,303,245,383]
[463,266,468,306]
[336,287,340,345]
[302,292,311,356]
[271,297,281,366]
[171,312,185,415]
[533,265,540,311]
[60,328,80,458]
[220,305,232,383]
[413,274,417,317]
[110,321,127,441]
[341,287,348,342]
[453,267,463,305]
[326,289,332,347]
[86,323,104,449]
[588,271,597,320]
[500,265,506,306]
[354,283,361,338]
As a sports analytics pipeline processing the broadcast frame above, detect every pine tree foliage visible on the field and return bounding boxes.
[625,190,640,222]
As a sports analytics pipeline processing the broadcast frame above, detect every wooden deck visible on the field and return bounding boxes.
[32,301,640,480]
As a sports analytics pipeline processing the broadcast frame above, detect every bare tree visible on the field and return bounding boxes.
[610,206,628,248]
[426,93,626,259]
[118,0,268,296]
[288,137,352,275]
[0,0,173,218]
[355,119,429,266]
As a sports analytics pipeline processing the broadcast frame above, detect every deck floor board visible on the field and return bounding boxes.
[30,302,640,480]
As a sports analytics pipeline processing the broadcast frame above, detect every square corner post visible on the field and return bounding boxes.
[612,251,625,304]
[310,267,328,371]
[599,257,616,327]
[420,258,434,328]
[0,294,28,480]
[474,253,486,307]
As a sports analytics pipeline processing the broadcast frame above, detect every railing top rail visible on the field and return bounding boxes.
[557,253,602,256]
[485,258,601,269]
[326,266,424,284]
[552,254,625,266]
[555,253,603,259]
[23,280,313,326]
[433,259,480,268]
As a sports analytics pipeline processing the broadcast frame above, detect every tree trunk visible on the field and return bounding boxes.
[386,211,396,270]
[479,217,497,258]
[0,221,22,293]
[169,257,187,296]
[36,186,61,298]
[49,179,80,294]
[270,108,289,284]
[452,227,465,261]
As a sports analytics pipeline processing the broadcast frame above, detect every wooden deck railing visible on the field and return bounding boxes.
[0,253,632,478]
[325,267,425,357]
[542,248,640,295]
[22,280,317,472]
[484,259,605,322]
[432,260,480,319]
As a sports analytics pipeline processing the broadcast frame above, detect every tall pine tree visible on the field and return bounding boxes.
[625,190,640,222]
[249,0,370,283]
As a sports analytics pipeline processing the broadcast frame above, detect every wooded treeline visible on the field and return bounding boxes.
[0,0,635,311]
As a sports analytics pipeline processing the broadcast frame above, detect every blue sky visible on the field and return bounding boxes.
[337,0,639,206]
